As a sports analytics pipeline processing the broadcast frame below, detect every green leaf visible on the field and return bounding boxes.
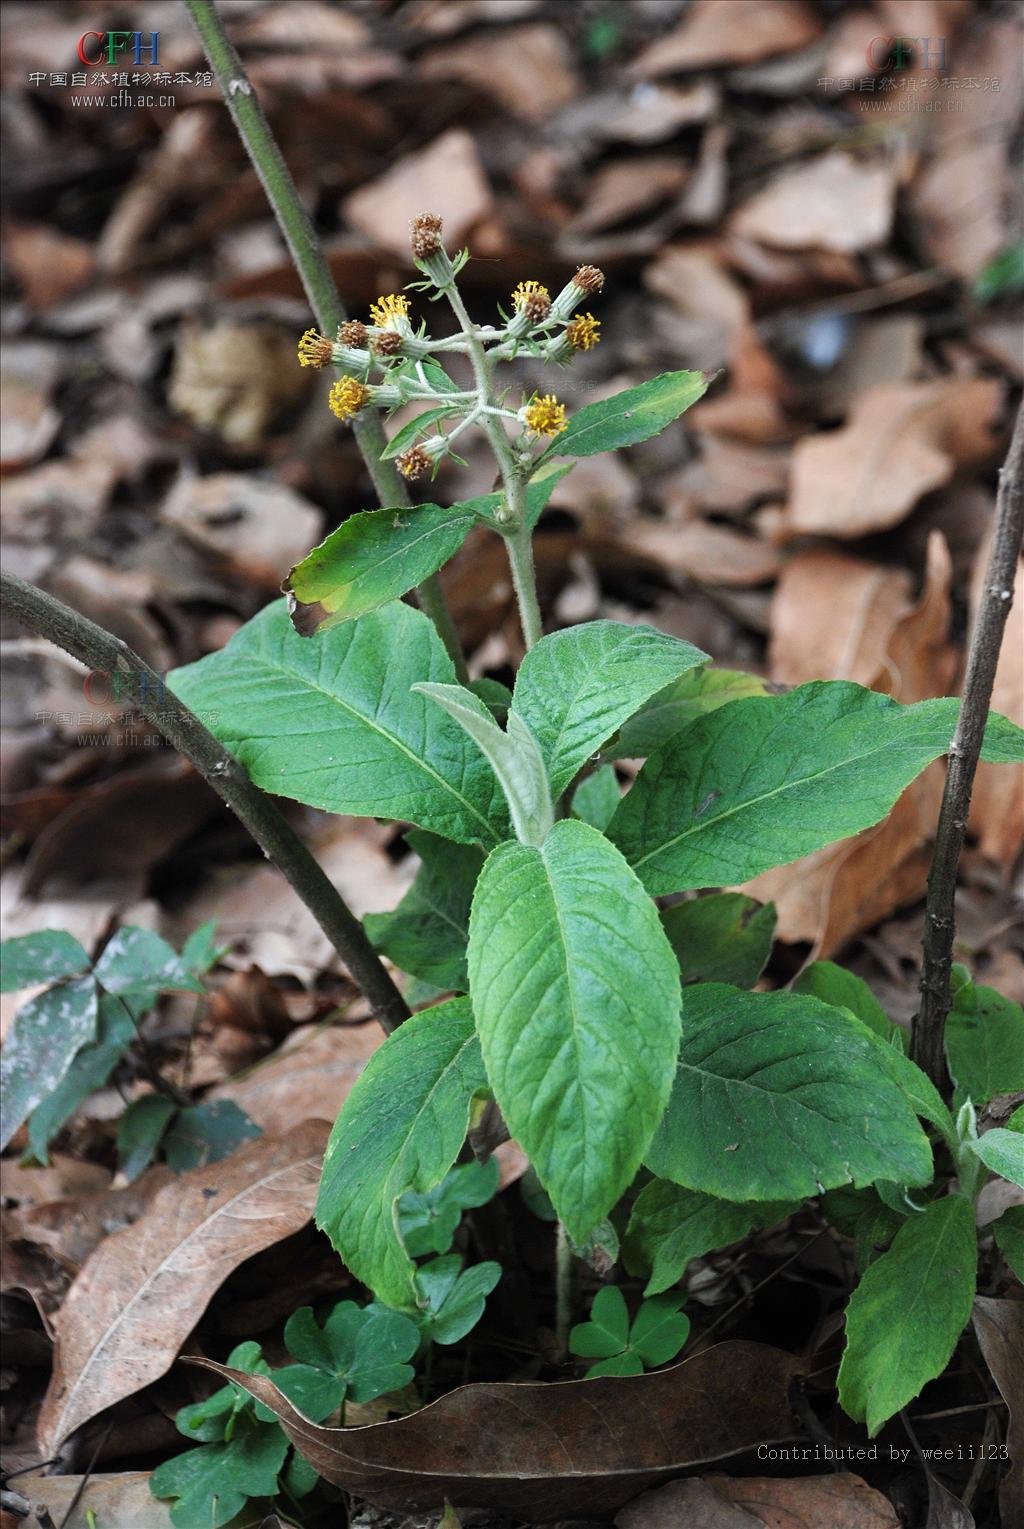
[398,1156,499,1257]
[546,370,708,459]
[467,818,681,1242]
[170,600,508,847]
[414,682,553,846]
[645,985,934,1202]
[623,1179,795,1296]
[163,1100,262,1172]
[316,997,488,1309]
[838,1195,977,1436]
[629,1294,690,1367]
[365,831,484,993]
[569,1285,630,1358]
[792,961,896,1043]
[821,1186,905,1273]
[610,668,772,759]
[610,682,1024,894]
[118,1094,179,1183]
[27,994,136,1164]
[970,1129,1024,1188]
[180,921,223,976]
[176,1342,266,1442]
[660,894,776,989]
[380,405,462,459]
[468,677,512,722]
[512,620,707,799]
[0,930,90,992]
[284,502,476,635]
[94,926,204,1002]
[993,1205,1024,1280]
[150,1409,288,1528]
[413,1254,502,1345]
[571,765,621,830]
[1,976,98,1151]
[283,1300,419,1405]
[945,978,1024,1105]
[973,242,1024,304]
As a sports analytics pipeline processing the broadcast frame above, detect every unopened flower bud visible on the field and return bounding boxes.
[411,212,444,260]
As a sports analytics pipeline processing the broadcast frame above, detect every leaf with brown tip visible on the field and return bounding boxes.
[37,1121,328,1454]
[189,1340,803,1518]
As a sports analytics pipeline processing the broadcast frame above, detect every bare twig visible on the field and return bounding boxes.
[184,0,468,682]
[912,403,1024,1091]
[0,571,410,1035]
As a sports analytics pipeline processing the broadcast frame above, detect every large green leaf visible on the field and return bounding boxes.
[467,818,681,1242]
[284,503,476,635]
[0,976,98,1151]
[660,893,776,988]
[27,993,136,1164]
[0,930,90,992]
[945,976,1024,1105]
[838,1195,976,1436]
[610,682,1024,894]
[544,371,708,459]
[791,961,895,1042]
[623,1178,796,1296]
[512,621,707,799]
[970,1129,1024,1188]
[315,998,488,1309]
[364,831,484,992]
[610,668,772,759]
[645,985,934,1201]
[170,600,507,846]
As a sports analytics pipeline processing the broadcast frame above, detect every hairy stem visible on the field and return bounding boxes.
[912,402,1024,1091]
[0,571,411,1036]
[185,0,467,683]
[443,283,544,649]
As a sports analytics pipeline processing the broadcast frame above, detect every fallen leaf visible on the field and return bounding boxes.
[968,544,1024,870]
[191,1340,803,1517]
[569,158,689,236]
[770,552,913,687]
[0,341,60,473]
[618,1471,900,1527]
[344,130,493,259]
[628,520,782,588]
[209,1022,382,1135]
[5,222,95,310]
[36,1121,328,1453]
[618,1476,758,1527]
[971,1297,1023,1528]
[730,151,895,255]
[629,0,821,76]
[12,1473,171,1528]
[419,25,578,123]
[405,0,539,37]
[600,81,720,144]
[161,473,322,591]
[785,379,1003,538]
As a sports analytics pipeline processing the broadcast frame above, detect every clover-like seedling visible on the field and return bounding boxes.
[569,1287,690,1378]
[398,1155,500,1257]
[412,1253,502,1346]
[280,1299,421,1418]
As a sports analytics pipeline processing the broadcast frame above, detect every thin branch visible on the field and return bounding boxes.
[0,571,410,1036]
[912,402,1024,1091]
[184,0,468,683]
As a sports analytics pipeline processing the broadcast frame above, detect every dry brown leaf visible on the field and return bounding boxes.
[1,1156,112,1210]
[569,158,689,236]
[786,379,1003,538]
[419,25,578,123]
[629,520,782,588]
[5,223,95,310]
[344,129,492,259]
[645,246,749,332]
[11,1473,171,1529]
[968,546,1024,870]
[406,0,539,38]
[167,318,309,448]
[618,1471,900,1528]
[36,1121,328,1454]
[972,1297,1024,1528]
[730,151,894,254]
[629,0,820,76]
[194,1339,803,1517]
[602,81,720,144]
[770,552,913,687]
[161,473,321,590]
[0,341,60,473]
[209,1022,382,1135]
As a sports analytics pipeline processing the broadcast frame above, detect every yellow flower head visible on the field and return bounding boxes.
[512,280,551,322]
[328,375,371,421]
[566,313,601,351]
[524,393,567,436]
[297,328,334,369]
[369,293,411,329]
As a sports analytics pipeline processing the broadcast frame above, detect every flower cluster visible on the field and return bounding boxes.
[328,376,371,421]
[524,394,567,436]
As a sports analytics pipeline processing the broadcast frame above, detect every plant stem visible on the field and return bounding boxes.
[0,571,411,1036]
[443,283,544,649]
[184,0,468,683]
[555,1221,572,1358]
[912,401,1024,1091]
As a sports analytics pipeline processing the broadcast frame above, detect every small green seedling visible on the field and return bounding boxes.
[569,1287,690,1378]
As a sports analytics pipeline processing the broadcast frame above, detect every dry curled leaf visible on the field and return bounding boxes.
[972,1297,1024,1529]
[618,1471,900,1528]
[36,1121,328,1454]
[419,25,578,123]
[344,129,492,258]
[209,1022,382,1136]
[629,0,820,76]
[786,379,1003,539]
[192,1341,803,1518]
[729,151,895,255]
[12,1472,171,1529]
